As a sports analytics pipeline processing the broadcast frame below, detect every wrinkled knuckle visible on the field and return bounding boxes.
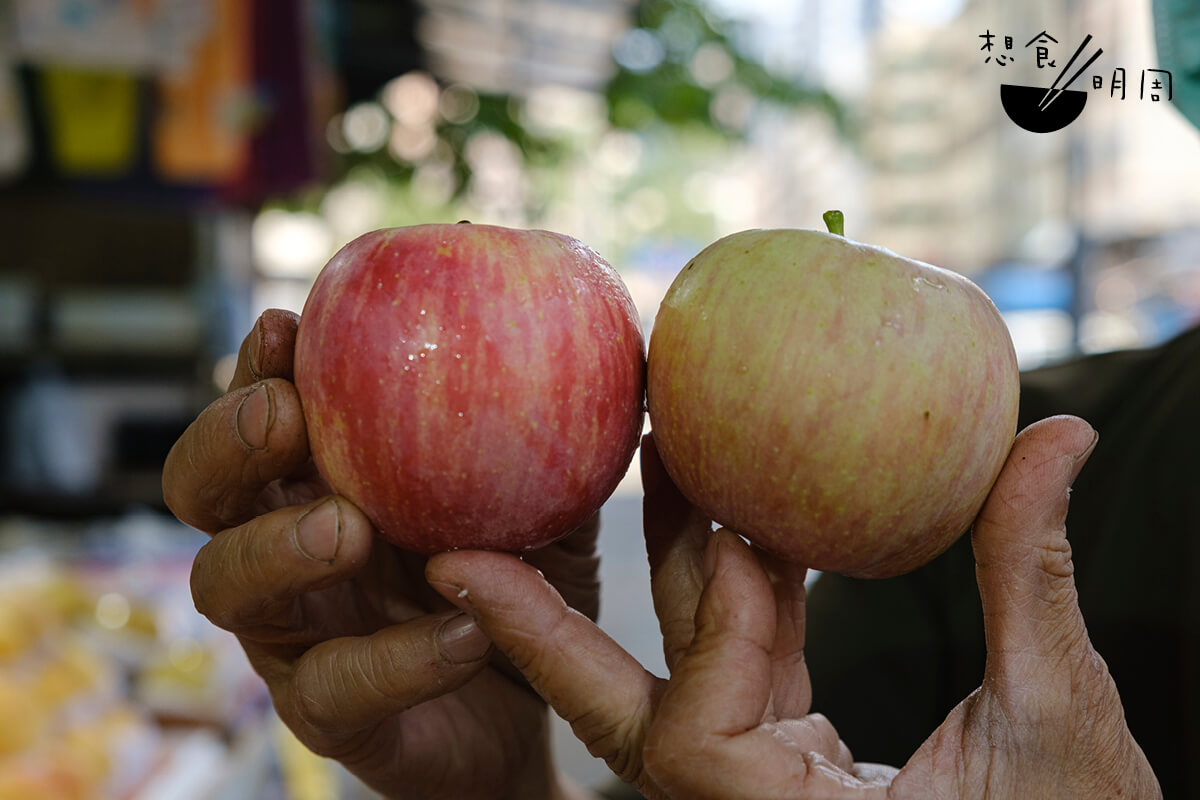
[368,638,417,698]
[228,557,281,627]
[572,704,647,784]
[190,534,272,632]
[1036,535,1074,579]
[660,615,693,638]
[504,606,574,679]
[501,631,547,680]
[287,657,342,739]
[660,617,694,647]
[163,431,223,529]
[209,483,246,531]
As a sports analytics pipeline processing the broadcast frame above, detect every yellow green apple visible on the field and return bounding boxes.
[647,212,1020,578]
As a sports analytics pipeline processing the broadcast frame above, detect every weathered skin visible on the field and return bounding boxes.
[295,223,645,553]
[647,227,1019,578]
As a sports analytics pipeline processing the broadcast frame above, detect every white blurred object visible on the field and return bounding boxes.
[4,365,100,494]
[131,729,229,800]
[319,178,388,244]
[1002,309,1076,370]
[252,280,310,322]
[342,101,390,153]
[382,71,440,127]
[0,277,36,352]
[251,209,334,279]
[13,0,209,72]
[51,290,202,354]
[883,0,966,27]
[418,0,633,93]
[1079,310,1147,355]
[1016,220,1079,266]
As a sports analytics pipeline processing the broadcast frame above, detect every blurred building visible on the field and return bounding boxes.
[418,0,637,92]
[1072,0,1200,238]
[862,0,1200,262]
[857,0,1200,363]
[860,0,1072,274]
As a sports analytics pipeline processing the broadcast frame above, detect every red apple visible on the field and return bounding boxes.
[294,223,645,553]
[647,213,1020,578]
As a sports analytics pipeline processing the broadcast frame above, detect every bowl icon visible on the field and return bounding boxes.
[1000,83,1088,133]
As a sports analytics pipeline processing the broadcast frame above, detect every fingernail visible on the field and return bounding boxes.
[248,318,264,378]
[294,499,341,563]
[437,613,491,664]
[235,383,272,450]
[1069,428,1100,484]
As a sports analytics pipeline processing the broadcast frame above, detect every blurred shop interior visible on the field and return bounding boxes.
[0,0,1198,797]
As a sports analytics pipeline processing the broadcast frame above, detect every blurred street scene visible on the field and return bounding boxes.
[0,0,1197,796]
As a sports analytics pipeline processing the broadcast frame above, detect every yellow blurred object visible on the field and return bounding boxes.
[273,716,339,800]
[39,575,97,625]
[0,680,46,756]
[0,759,91,800]
[60,706,144,791]
[39,68,139,175]
[141,636,215,690]
[33,639,108,709]
[124,601,159,638]
[0,599,44,660]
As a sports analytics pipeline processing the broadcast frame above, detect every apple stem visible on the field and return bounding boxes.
[823,210,844,236]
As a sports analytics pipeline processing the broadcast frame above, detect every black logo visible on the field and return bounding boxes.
[1000,35,1102,133]
[981,30,1175,133]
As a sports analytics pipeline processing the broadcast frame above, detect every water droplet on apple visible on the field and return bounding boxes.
[736,363,749,374]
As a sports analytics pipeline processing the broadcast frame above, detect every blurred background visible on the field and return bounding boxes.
[0,0,1197,797]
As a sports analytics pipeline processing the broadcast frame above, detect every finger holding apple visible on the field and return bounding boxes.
[646,212,1021,578]
[428,415,1160,800]
[166,285,620,799]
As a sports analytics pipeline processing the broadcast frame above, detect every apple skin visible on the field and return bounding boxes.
[647,227,1020,578]
[294,223,645,554]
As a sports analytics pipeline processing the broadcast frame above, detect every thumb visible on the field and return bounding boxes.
[972,414,1099,682]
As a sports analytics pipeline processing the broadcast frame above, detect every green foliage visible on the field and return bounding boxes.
[303,0,848,227]
[606,0,845,136]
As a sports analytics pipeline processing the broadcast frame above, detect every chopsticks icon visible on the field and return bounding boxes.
[1039,35,1103,111]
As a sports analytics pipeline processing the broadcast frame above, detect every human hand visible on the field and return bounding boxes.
[162,309,601,800]
[425,417,1162,799]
